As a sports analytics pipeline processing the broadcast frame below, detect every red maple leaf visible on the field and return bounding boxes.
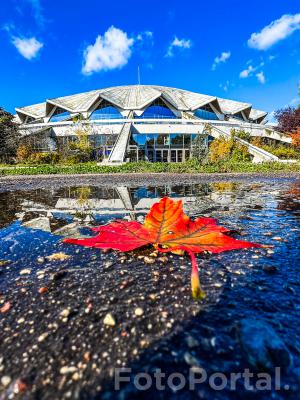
[64,197,261,299]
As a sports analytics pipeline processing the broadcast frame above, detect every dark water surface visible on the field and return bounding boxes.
[0,177,300,399]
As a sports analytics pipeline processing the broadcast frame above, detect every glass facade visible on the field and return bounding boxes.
[50,107,71,122]
[232,112,244,121]
[90,101,123,120]
[127,133,208,162]
[56,134,118,161]
[136,99,176,119]
[194,104,218,120]
[90,134,118,159]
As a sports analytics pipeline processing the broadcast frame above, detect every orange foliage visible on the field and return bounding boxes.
[16,144,32,162]
[290,127,300,149]
[64,197,261,300]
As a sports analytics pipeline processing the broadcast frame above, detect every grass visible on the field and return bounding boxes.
[0,160,300,175]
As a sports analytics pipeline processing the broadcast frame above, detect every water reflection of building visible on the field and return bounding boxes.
[9,183,279,237]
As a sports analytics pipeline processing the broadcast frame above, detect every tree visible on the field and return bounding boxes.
[0,107,20,163]
[290,127,300,149]
[274,106,300,133]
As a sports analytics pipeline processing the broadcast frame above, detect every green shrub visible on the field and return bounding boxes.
[231,129,251,142]
[230,143,251,162]
[1,160,299,176]
[16,144,32,163]
[208,137,234,163]
[63,152,93,165]
[30,152,60,164]
[208,136,251,163]
[260,144,300,159]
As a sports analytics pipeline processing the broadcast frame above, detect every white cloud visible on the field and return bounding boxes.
[239,63,266,84]
[137,31,153,41]
[2,23,14,32]
[25,0,45,27]
[166,36,192,57]
[240,65,255,78]
[82,26,134,75]
[256,71,266,84]
[12,36,43,59]
[212,51,231,70]
[248,13,300,50]
[219,80,230,92]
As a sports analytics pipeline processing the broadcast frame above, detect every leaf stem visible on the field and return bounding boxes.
[157,246,205,300]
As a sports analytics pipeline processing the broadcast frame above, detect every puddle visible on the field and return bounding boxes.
[0,178,299,399]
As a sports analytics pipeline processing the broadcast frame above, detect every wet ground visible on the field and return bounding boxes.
[0,174,300,399]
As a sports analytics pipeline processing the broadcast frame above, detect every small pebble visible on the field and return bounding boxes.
[46,252,71,261]
[60,309,70,318]
[103,261,114,269]
[158,256,168,263]
[0,260,10,267]
[1,376,11,387]
[134,307,144,317]
[37,332,49,342]
[20,269,31,275]
[72,372,80,381]
[103,313,116,327]
[144,256,155,264]
[60,366,77,374]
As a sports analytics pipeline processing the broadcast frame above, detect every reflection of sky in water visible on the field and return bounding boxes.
[0,180,299,271]
[0,181,300,229]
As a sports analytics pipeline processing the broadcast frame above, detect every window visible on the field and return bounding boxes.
[170,134,184,147]
[126,133,206,163]
[90,101,123,120]
[25,116,43,124]
[194,104,218,120]
[232,112,244,121]
[50,107,71,122]
[136,99,176,119]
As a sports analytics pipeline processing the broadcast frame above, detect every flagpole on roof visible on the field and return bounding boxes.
[138,66,141,85]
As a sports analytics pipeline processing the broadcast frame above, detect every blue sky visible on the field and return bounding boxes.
[0,0,300,118]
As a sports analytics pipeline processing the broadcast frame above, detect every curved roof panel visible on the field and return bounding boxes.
[100,85,161,109]
[48,89,100,111]
[249,108,268,121]
[16,102,46,118]
[217,98,252,116]
[16,85,267,121]
[154,86,217,111]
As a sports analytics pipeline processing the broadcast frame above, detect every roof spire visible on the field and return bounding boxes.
[138,66,141,85]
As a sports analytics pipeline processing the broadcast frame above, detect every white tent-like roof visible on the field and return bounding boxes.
[15,85,268,122]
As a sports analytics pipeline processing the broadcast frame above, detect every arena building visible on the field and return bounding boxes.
[15,85,291,163]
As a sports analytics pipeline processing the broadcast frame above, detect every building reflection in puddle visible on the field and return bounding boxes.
[0,182,278,236]
[0,181,292,238]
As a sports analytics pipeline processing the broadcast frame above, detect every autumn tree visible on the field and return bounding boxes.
[274,86,300,149]
[274,106,300,133]
[290,127,300,149]
[0,107,20,163]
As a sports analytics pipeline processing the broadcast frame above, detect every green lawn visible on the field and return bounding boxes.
[0,160,300,175]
